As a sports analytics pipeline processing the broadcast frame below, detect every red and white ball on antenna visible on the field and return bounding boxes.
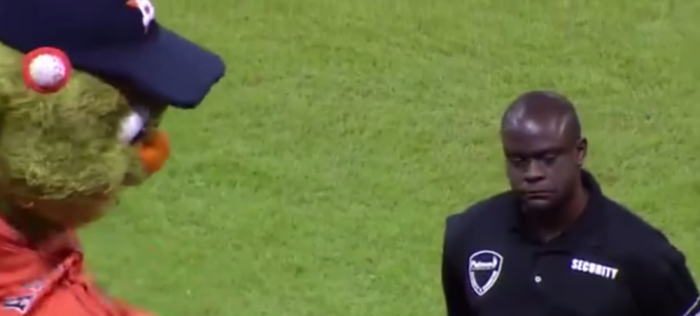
[22,47,73,93]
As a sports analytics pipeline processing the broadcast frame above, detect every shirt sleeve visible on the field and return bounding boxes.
[441,215,472,316]
[628,244,699,316]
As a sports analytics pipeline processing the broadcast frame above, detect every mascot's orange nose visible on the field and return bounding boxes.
[138,129,170,174]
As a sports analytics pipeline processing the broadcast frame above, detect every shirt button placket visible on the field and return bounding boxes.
[528,248,551,308]
[532,250,545,287]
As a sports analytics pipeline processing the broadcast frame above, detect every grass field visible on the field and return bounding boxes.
[81,0,700,315]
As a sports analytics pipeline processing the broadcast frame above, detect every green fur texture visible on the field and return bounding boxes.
[0,44,149,199]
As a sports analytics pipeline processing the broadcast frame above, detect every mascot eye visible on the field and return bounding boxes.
[118,106,150,144]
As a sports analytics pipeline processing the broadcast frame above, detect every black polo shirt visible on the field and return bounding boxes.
[441,171,699,316]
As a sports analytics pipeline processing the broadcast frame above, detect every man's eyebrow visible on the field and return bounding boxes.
[505,147,566,156]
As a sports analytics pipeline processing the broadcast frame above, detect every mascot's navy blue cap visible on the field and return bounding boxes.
[0,0,225,109]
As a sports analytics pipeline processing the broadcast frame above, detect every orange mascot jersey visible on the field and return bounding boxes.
[0,218,151,316]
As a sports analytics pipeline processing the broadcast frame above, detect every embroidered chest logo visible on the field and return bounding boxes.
[2,264,66,314]
[1,275,50,314]
[2,295,35,314]
[570,258,619,279]
[468,250,504,296]
[126,0,156,33]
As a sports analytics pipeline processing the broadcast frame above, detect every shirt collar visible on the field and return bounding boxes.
[507,169,608,248]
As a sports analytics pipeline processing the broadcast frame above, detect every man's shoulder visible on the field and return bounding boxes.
[445,191,513,238]
[601,197,678,257]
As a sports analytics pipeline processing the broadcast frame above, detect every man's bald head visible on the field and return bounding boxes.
[500,91,587,216]
[500,91,581,142]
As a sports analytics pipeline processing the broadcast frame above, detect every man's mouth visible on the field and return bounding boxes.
[524,190,553,199]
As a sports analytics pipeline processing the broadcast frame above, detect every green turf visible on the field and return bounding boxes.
[82,0,700,315]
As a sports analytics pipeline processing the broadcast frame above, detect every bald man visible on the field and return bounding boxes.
[440,91,698,316]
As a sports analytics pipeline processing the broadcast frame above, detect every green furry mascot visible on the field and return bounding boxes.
[0,0,225,315]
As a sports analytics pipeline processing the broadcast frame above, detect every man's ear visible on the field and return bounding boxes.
[576,138,587,167]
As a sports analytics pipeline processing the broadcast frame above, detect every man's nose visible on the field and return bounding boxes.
[524,161,546,183]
